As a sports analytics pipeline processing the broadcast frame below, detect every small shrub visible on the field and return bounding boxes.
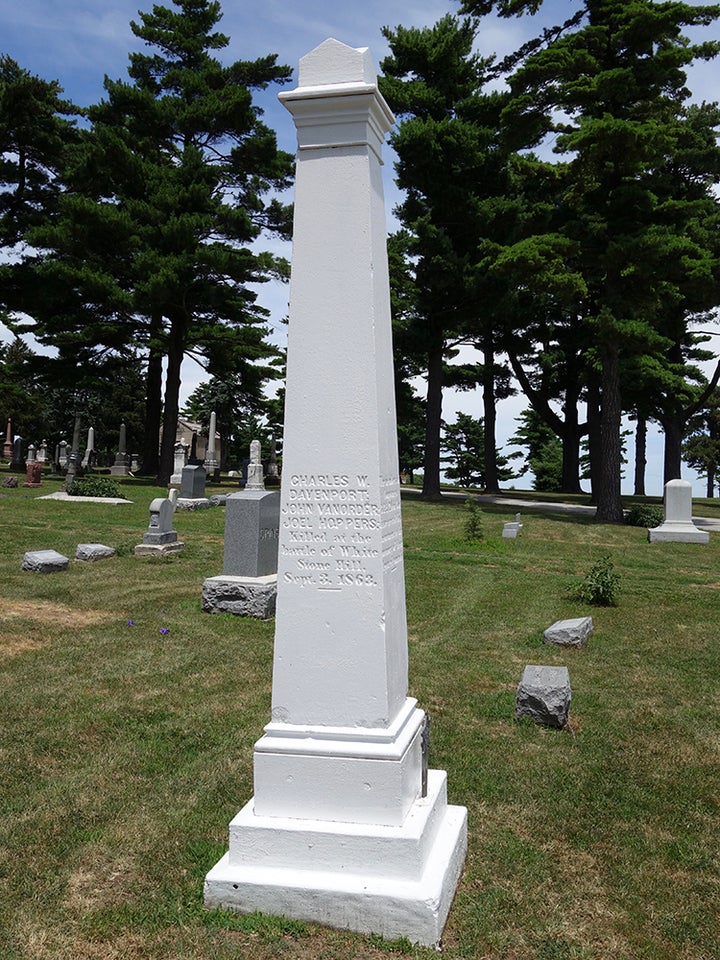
[574,554,620,606]
[463,497,484,542]
[66,476,120,498]
[625,504,664,528]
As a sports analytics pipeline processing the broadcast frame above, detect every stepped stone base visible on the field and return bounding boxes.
[134,541,185,557]
[204,770,467,948]
[648,522,709,543]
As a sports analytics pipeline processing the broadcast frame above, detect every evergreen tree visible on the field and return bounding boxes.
[16,0,293,482]
[501,0,720,520]
[683,389,720,497]
[507,407,564,492]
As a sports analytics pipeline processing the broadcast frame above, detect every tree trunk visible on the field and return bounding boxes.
[595,345,624,523]
[157,316,185,485]
[141,335,163,476]
[633,414,647,496]
[560,381,583,494]
[707,466,714,499]
[662,415,683,484]
[421,335,444,501]
[481,334,499,493]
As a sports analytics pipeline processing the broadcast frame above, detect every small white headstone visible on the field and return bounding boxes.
[648,479,709,543]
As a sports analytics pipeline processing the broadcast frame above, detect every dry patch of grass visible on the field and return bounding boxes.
[0,599,115,627]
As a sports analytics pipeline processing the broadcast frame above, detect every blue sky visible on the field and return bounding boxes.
[2,0,719,495]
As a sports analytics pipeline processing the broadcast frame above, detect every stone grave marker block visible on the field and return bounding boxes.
[543,616,593,648]
[22,549,69,573]
[516,665,571,728]
[76,543,116,562]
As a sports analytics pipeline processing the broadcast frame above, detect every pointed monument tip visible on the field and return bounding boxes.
[298,37,375,88]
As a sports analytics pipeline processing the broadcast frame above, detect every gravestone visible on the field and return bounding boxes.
[81,426,95,469]
[3,418,12,459]
[502,512,523,538]
[244,439,265,491]
[169,441,187,488]
[76,543,115,561]
[265,435,279,486]
[543,616,593,648]
[23,463,42,487]
[134,490,184,556]
[202,488,280,619]
[177,464,210,509]
[110,421,130,476]
[22,549,69,573]
[204,39,467,947]
[27,443,36,462]
[65,414,83,484]
[9,436,26,473]
[37,440,48,464]
[205,410,220,481]
[648,479,709,543]
[516,665,571,728]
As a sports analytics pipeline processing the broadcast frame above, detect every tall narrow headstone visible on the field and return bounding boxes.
[9,436,26,473]
[204,39,467,947]
[37,440,48,464]
[65,414,82,485]
[169,441,187,488]
[3,418,12,459]
[81,426,95,469]
[206,410,220,481]
[648,478,709,543]
[110,421,130,476]
[244,439,265,491]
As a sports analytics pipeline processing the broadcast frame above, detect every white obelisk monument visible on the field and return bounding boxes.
[204,38,467,946]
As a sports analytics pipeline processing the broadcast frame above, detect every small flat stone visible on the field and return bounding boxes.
[543,616,593,648]
[516,664,571,729]
[134,541,185,557]
[22,549,69,573]
[76,543,116,562]
[175,498,211,510]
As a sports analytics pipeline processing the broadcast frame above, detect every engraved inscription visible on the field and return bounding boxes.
[280,473,402,589]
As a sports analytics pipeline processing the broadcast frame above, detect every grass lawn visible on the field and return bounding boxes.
[1,474,719,959]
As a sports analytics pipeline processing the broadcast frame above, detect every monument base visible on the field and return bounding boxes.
[134,541,185,557]
[648,522,709,543]
[204,770,467,948]
[202,574,277,620]
[176,497,211,511]
[110,466,130,476]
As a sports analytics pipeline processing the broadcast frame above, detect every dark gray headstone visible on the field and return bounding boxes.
[223,489,280,577]
[180,464,206,499]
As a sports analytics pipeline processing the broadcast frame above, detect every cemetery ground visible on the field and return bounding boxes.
[2,475,720,960]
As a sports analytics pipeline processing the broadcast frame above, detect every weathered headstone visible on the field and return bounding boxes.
[22,549,69,573]
[648,479,709,543]
[169,441,188,488]
[202,488,280,619]
[265,435,279,486]
[23,463,42,487]
[516,665,571,728]
[27,443,36,462]
[205,410,220,481]
[3,418,12,459]
[204,39,467,947]
[543,616,593,647]
[177,464,210,509]
[37,439,48,464]
[65,414,83,484]
[134,491,184,556]
[244,439,265,491]
[81,426,95,469]
[110,421,130,476]
[76,543,115,561]
[9,436,26,473]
